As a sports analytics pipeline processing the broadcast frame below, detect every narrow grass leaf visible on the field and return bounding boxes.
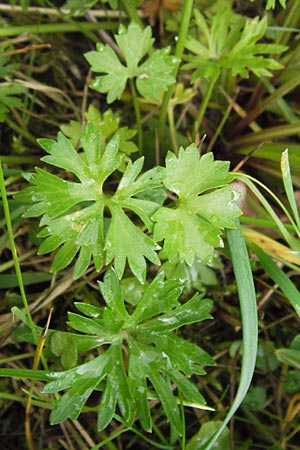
[252,243,300,317]
[275,348,300,369]
[0,368,49,381]
[199,220,257,450]
[281,149,300,230]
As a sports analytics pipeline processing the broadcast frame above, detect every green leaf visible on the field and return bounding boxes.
[161,257,218,294]
[164,367,206,405]
[85,22,178,103]
[73,302,103,318]
[281,149,300,230]
[60,120,82,147]
[97,369,117,430]
[127,347,151,431]
[105,204,160,282]
[0,84,27,122]
[139,294,213,332]
[243,386,266,411]
[186,421,230,450]
[131,271,182,323]
[284,370,300,393]
[49,376,100,424]
[98,267,128,319]
[136,47,179,100]
[147,366,181,433]
[66,312,106,335]
[184,6,286,81]
[153,145,241,266]
[50,331,78,369]
[163,147,233,196]
[149,333,214,376]
[265,0,286,9]
[109,345,134,422]
[153,206,220,265]
[0,51,27,121]
[276,348,300,370]
[15,124,163,280]
[44,353,110,393]
[60,0,98,17]
[42,269,214,432]
[199,221,257,450]
[116,23,154,75]
[85,106,119,138]
[252,243,300,318]
[86,43,128,103]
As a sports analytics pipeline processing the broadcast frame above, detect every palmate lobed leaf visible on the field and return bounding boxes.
[152,145,241,266]
[85,21,178,103]
[45,268,214,432]
[0,85,27,122]
[61,107,138,155]
[184,6,286,81]
[16,134,240,280]
[163,147,233,196]
[0,51,27,121]
[15,123,164,281]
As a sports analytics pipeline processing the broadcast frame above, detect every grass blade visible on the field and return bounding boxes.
[252,243,300,317]
[281,149,300,230]
[200,220,258,449]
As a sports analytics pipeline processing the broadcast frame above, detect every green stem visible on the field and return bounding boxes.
[193,75,217,139]
[167,107,178,154]
[5,117,37,145]
[235,173,300,247]
[0,22,111,38]
[120,0,144,28]
[0,162,37,344]
[129,78,143,154]
[228,73,300,139]
[276,0,300,46]
[158,0,194,152]
[207,96,232,152]
[91,428,130,450]
[231,122,300,148]
[0,155,40,165]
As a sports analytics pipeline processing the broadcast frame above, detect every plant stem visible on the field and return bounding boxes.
[5,116,37,145]
[193,75,217,140]
[129,78,143,155]
[120,0,144,28]
[231,122,300,148]
[0,22,111,38]
[157,0,194,152]
[0,155,40,164]
[0,161,37,344]
[167,106,178,154]
[207,98,232,152]
[227,73,300,139]
[235,173,300,247]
